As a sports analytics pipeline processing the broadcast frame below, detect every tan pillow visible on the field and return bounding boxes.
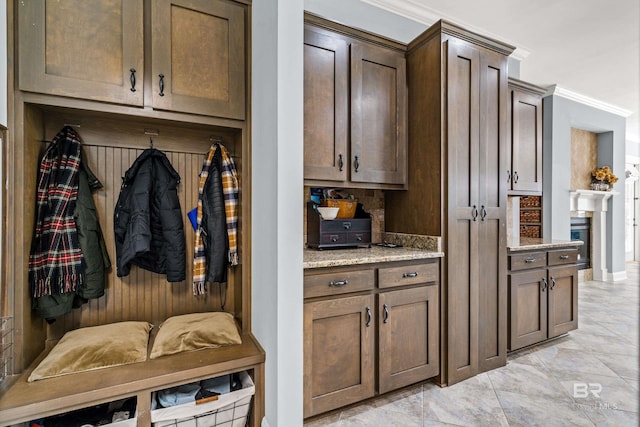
[28,321,152,382]
[149,312,242,359]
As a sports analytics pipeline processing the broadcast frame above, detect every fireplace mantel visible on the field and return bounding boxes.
[569,189,619,281]
[569,189,619,212]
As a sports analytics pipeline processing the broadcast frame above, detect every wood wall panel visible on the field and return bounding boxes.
[35,113,242,341]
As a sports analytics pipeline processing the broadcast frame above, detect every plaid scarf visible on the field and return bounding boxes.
[193,143,239,295]
[29,126,85,298]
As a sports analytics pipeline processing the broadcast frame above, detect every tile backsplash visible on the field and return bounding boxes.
[304,187,385,245]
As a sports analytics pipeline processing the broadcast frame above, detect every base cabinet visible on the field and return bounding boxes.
[303,259,440,418]
[508,248,578,351]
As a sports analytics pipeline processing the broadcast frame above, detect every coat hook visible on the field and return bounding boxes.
[144,128,159,149]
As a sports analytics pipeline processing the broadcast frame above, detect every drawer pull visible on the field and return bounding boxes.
[559,255,570,260]
[383,304,389,324]
[365,306,371,327]
[329,280,348,287]
[524,258,536,263]
[330,235,339,243]
[343,222,351,230]
[402,272,419,278]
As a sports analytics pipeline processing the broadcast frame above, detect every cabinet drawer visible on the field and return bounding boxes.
[509,252,546,271]
[547,249,578,266]
[304,269,375,298]
[378,262,439,289]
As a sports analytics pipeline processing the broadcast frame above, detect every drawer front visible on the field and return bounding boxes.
[320,232,348,245]
[347,231,371,245]
[547,249,578,266]
[304,268,375,298]
[378,261,439,289]
[509,252,546,271]
[321,219,370,233]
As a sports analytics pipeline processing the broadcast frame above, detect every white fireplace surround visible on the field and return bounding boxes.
[570,189,619,281]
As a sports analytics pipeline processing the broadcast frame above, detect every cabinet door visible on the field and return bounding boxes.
[378,285,439,394]
[350,42,407,185]
[508,269,548,350]
[304,295,375,418]
[303,28,349,181]
[152,0,245,119]
[19,0,144,106]
[446,39,480,385]
[548,265,578,338]
[511,89,543,193]
[477,49,508,373]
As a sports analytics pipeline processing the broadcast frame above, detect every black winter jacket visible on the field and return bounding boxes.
[201,145,228,283]
[114,149,186,282]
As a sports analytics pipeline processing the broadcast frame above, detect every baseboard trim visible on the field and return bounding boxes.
[608,270,628,281]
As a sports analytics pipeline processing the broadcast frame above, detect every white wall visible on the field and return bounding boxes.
[251,0,304,425]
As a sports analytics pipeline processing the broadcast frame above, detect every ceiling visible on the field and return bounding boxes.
[361,0,640,145]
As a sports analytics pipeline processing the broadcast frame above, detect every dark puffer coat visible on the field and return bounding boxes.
[114,149,186,282]
[201,145,228,283]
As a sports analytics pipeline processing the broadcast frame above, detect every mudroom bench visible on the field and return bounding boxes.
[0,333,265,427]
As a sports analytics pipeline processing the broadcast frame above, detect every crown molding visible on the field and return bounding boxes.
[546,85,633,118]
[361,0,530,60]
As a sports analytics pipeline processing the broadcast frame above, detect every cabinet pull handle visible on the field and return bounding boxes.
[403,272,418,278]
[541,278,547,292]
[525,258,536,263]
[365,306,371,327]
[338,154,344,171]
[550,278,556,290]
[356,235,363,241]
[159,74,165,97]
[343,222,351,230]
[329,280,348,287]
[472,205,478,221]
[129,68,137,92]
[354,156,360,173]
[559,255,570,260]
[507,170,511,183]
[513,171,519,183]
[480,205,486,221]
[383,304,389,324]
[330,235,339,243]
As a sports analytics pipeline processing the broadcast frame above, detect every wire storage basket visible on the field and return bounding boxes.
[151,371,255,427]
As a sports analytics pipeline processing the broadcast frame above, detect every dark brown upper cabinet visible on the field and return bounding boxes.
[18,0,145,106]
[304,17,408,189]
[508,78,545,195]
[152,0,245,119]
[18,0,246,120]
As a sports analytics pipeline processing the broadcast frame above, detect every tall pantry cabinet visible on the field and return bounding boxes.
[385,21,515,385]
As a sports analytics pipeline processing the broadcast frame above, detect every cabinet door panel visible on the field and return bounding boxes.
[304,295,375,417]
[303,28,349,181]
[152,0,245,119]
[19,0,144,106]
[548,265,578,338]
[379,286,439,394]
[446,40,480,384]
[511,90,543,193]
[508,269,548,351]
[351,42,407,185]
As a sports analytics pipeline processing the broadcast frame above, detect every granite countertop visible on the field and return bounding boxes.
[304,246,444,269]
[508,237,583,252]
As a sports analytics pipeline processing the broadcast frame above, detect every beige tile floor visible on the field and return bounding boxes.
[305,262,639,427]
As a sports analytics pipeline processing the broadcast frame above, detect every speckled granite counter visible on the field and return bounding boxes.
[508,237,583,252]
[304,246,444,269]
